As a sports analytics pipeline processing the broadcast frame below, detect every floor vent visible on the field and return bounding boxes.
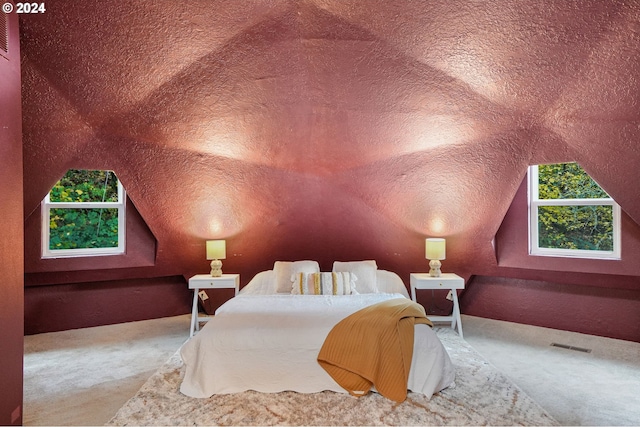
[550,342,592,353]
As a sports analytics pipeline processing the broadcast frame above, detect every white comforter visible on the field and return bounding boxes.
[180,293,455,399]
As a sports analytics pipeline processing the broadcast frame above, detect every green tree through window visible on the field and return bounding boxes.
[529,163,620,259]
[42,169,126,257]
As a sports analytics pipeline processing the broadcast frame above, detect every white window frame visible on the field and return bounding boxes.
[41,174,126,258]
[528,164,621,260]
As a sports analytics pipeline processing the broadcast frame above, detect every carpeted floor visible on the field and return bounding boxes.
[106,327,557,426]
[23,315,191,426]
[24,314,640,426]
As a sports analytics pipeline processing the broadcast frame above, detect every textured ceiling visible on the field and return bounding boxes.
[19,0,640,279]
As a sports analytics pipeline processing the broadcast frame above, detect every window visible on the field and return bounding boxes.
[528,162,620,259]
[42,169,126,258]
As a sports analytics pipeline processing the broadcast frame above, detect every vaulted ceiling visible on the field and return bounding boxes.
[19,0,640,279]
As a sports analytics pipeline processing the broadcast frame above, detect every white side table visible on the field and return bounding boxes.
[188,274,240,337]
[410,273,465,338]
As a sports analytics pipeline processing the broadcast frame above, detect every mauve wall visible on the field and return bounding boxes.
[1,7,24,425]
[18,1,640,341]
[462,178,640,342]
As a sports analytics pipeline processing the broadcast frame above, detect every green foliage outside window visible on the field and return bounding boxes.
[537,163,608,199]
[48,170,120,250]
[50,169,119,202]
[536,163,613,251]
[537,205,613,251]
[50,208,119,249]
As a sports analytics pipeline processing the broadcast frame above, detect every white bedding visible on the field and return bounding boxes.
[179,270,455,399]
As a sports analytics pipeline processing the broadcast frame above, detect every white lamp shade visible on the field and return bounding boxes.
[206,240,226,260]
[425,238,446,260]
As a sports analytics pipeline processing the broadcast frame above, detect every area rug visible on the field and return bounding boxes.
[107,328,557,426]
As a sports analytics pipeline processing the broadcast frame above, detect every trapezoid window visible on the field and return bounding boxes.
[41,169,126,258]
[528,162,620,259]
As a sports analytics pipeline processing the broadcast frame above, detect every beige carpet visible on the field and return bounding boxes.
[107,328,557,426]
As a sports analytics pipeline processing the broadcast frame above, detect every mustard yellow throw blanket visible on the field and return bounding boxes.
[317,298,433,403]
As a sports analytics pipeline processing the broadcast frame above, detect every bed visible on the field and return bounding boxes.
[179,261,456,400]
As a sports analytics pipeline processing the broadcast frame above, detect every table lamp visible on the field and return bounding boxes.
[425,238,446,277]
[206,240,226,277]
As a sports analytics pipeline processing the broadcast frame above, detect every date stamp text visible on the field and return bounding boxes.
[3,2,46,14]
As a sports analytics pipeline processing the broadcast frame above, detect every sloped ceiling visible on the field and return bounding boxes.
[19,0,640,279]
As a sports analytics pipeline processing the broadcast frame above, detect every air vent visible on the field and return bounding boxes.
[0,11,8,55]
[550,342,592,353]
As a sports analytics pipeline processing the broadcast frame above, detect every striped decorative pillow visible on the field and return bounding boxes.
[291,272,357,295]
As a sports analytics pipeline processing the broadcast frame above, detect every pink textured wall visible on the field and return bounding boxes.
[461,177,640,342]
[18,1,640,340]
[24,277,190,334]
[496,178,640,279]
[1,7,24,425]
[462,276,640,342]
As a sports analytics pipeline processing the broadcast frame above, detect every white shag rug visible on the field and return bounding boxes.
[107,328,557,426]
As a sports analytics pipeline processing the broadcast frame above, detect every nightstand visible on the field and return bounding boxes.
[410,273,465,338]
[188,274,240,337]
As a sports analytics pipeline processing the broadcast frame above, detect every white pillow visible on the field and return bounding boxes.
[376,270,410,298]
[273,260,320,293]
[291,272,357,295]
[332,260,378,293]
[238,270,277,295]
